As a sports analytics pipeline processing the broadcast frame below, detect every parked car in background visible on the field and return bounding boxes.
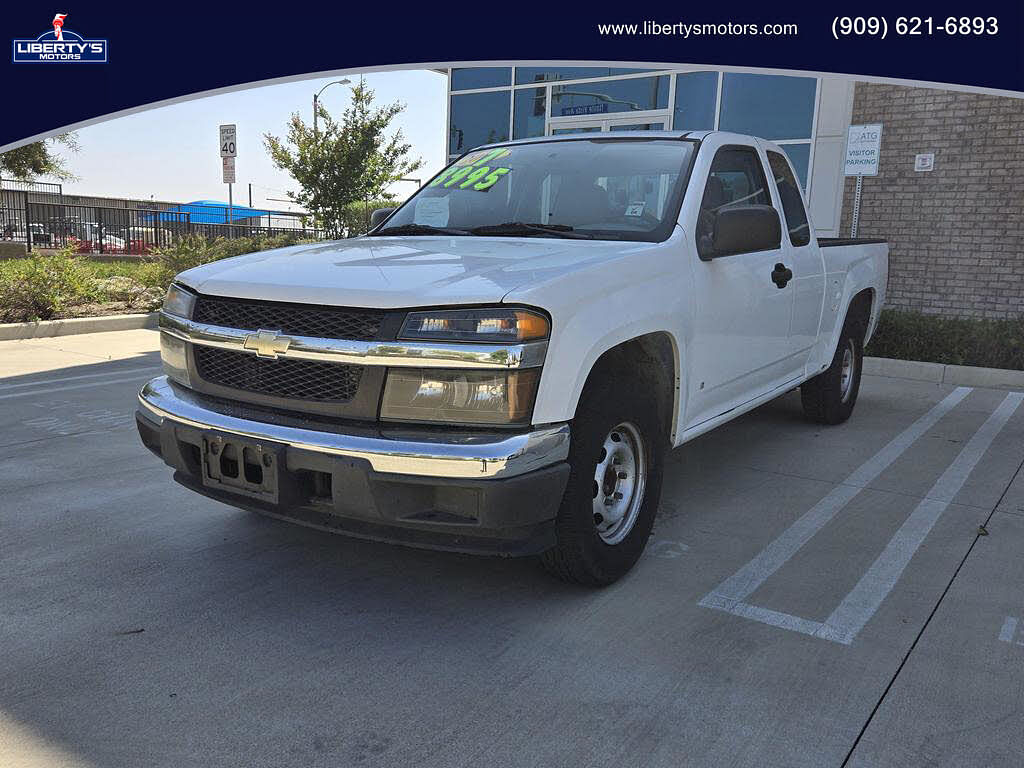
[137,131,888,585]
[68,222,128,254]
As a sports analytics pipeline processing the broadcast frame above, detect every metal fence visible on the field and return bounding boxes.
[0,178,63,195]
[0,183,324,254]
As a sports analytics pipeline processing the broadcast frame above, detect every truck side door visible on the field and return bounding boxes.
[684,140,800,429]
[764,147,826,374]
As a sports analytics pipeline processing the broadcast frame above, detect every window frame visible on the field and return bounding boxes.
[695,143,781,259]
[444,69,820,192]
[766,149,812,248]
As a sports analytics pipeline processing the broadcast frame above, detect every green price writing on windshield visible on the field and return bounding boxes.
[430,148,512,191]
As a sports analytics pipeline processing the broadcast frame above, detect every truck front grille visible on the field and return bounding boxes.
[194,346,363,403]
[193,296,384,341]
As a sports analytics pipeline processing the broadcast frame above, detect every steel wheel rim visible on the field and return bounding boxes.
[840,339,856,403]
[591,422,647,545]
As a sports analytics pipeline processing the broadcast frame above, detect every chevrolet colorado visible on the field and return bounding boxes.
[136,131,888,585]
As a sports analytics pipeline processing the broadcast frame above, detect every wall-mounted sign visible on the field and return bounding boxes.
[560,104,609,116]
[845,123,882,176]
[914,153,935,172]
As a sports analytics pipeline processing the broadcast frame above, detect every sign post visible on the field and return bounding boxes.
[219,124,237,232]
[844,123,882,238]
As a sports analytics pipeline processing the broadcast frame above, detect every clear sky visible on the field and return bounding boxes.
[54,70,447,212]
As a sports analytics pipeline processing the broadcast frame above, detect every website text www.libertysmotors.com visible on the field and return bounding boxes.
[597,21,798,38]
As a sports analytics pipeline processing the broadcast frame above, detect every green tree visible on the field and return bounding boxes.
[264,79,423,238]
[0,134,78,180]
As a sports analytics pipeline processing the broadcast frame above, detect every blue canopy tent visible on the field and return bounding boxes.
[146,200,272,224]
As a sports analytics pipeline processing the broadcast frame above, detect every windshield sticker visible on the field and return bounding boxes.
[413,196,450,227]
[430,148,513,192]
[625,202,646,217]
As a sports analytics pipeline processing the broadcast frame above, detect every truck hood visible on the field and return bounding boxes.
[176,235,660,309]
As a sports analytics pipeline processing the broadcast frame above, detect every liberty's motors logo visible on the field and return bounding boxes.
[12,13,108,63]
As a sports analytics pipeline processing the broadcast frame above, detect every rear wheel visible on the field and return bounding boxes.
[540,375,666,586]
[801,315,864,425]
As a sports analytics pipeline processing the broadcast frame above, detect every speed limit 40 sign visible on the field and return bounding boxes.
[219,124,237,157]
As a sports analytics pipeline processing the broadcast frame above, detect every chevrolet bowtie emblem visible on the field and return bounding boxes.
[243,329,292,359]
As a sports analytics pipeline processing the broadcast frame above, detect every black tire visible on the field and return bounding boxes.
[540,372,666,586]
[801,314,865,425]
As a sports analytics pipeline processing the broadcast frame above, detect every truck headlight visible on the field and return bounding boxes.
[160,332,191,388]
[380,369,540,425]
[162,283,196,319]
[400,308,549,343]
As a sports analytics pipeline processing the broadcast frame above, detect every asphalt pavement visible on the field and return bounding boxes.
[1,329,1022,768]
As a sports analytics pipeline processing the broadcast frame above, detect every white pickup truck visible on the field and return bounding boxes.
[137,131,888,585]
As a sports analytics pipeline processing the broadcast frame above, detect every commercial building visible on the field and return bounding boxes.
[442,66,1024,319]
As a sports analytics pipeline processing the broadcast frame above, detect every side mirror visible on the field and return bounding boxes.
[701,205,781,260]
[369,207,396,229]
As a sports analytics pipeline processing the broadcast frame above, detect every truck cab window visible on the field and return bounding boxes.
[767,151,811,246]
[697,147,771,256]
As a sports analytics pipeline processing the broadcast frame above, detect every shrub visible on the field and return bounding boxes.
[0,234,316,323]
[0,247,97,322]
[866,309,1024,371]
[340,199,397,237]
[151,232,314,287]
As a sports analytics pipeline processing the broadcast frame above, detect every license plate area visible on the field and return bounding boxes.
[201,433,280,504]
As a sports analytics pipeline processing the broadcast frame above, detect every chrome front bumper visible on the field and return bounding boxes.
[137,376,570,480]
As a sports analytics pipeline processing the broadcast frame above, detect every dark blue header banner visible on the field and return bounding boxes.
[2,2,1021,147]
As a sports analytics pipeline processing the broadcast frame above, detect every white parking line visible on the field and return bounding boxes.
[0,373,158,401]
[0,366,159,391]
[700,387,972,608]
[700,387,1024,644]
[998,616,1019,644]
[819,390,1024,643]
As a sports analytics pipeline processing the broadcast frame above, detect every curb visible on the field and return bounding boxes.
[0,312,158,341]
[864,356,1024,391]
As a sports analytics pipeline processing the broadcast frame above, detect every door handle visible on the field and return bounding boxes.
[771,263,793,289]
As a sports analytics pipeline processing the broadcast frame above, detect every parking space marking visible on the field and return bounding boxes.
[0,365,159,391]
[0,372,157,401]
[818,391,1024,644]
[998,616,1019,644]
[699,387,1024,645]
[700,387,971,609]
[23,408,133,436]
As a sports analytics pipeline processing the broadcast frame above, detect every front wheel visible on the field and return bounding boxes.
[800,315,864,425]
[540,377,665,586]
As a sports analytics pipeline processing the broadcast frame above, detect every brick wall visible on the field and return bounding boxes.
[839,83,1024,319]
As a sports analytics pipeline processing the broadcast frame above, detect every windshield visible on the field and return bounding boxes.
[373,138,697,242]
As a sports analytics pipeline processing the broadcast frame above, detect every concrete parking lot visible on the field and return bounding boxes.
[2,329,1023,768]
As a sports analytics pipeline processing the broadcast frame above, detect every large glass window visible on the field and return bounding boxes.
[375,139,698,243]
[767,151,810,246]
[513,88,547,140]
[449,91,510,155]
[515,67,654,85]
[781,144,810,189]
[672,72,718,131]
[450,67,512,90]
[719,74,817,140]
[550,76,669,118]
